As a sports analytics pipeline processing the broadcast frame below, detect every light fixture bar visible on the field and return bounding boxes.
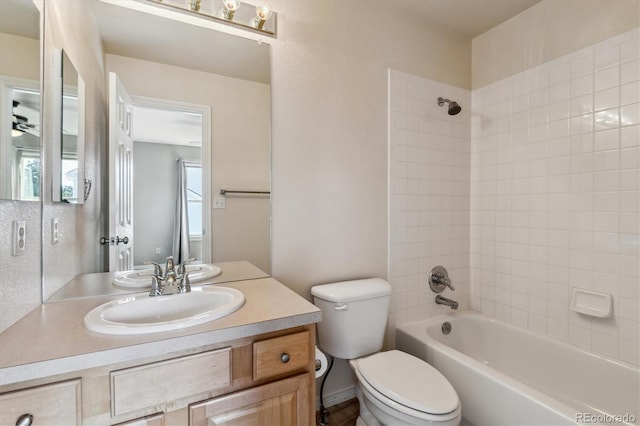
[145,0,277,36]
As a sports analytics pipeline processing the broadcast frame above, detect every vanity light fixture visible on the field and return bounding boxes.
[222,0,240,20]
[253,4,272,30]
[187,0,201,12]
[146,0,277,36]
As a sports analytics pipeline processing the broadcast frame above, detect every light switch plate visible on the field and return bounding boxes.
[13,220,26,256]
[213,197,226,209]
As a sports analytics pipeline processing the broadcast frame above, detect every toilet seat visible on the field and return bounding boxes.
[352,350,460,422]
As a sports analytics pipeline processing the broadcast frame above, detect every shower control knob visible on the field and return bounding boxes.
[429,266,454,293]
[280,353,290,363]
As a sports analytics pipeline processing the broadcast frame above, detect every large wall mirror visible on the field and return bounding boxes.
[42,0,271,301]
[0,0,41,201]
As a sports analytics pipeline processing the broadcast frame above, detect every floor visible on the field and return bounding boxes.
[316,398,359,426]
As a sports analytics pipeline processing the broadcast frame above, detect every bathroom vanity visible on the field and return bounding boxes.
[0,278,321,425]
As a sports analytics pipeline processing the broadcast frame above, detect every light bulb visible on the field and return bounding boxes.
[253,5,272,29]
[222,0,240,20]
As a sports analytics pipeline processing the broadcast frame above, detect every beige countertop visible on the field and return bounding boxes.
[0,277,321,387]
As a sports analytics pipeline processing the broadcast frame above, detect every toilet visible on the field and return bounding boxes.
[311,278,461,426]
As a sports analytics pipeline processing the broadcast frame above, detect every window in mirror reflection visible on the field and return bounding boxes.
[186,162,203,239]
[2,86,40,200]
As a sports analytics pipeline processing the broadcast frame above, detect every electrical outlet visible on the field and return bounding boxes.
[13,221,26,256]
[52,218,59,245]
[155,247,161,254]
[213,197,226,209]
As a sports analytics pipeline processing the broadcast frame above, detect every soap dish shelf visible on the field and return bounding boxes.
[569,288,613,318]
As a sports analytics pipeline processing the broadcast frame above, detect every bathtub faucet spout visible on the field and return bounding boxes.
[435,295,458,310]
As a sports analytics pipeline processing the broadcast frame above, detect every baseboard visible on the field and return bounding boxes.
[315,385,356,410]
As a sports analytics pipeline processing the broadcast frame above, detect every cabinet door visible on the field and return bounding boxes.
[189,374,311,426]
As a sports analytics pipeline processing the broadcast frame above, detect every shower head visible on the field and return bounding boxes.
[437,97,462,115]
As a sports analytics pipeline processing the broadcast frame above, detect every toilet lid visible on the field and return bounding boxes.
[356,350,459,415]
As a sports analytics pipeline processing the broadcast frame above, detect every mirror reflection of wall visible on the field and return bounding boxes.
[0,0,40,201]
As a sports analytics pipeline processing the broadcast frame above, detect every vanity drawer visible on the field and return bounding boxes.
[253,331,310,380]
[0,379,81,426]
[111,348,231,417]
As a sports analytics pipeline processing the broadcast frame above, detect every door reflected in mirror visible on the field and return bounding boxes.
[0,0,40,201]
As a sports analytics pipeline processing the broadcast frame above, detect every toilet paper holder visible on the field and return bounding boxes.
[315,346,328,378]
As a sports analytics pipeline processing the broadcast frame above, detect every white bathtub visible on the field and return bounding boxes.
[396,311,639,426]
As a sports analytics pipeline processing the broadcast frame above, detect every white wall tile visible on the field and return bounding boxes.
[469,29,640,366]
[389,70,471,330]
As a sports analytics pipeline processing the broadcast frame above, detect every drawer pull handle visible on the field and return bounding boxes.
[16,414,33,426]
[280,353,290,363]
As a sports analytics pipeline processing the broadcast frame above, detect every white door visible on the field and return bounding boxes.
[108,72,134,271]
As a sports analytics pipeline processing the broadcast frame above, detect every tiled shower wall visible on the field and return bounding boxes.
[388,70,471,345]
[470,28,640,365]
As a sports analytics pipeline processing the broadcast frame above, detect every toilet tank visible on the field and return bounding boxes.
[311,278,392,360]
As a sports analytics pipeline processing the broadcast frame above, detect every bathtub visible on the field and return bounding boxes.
[396,311,639,426]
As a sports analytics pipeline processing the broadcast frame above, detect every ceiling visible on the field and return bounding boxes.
[133,106,202,147]
[383,0,544,38]
[0,0,39,39]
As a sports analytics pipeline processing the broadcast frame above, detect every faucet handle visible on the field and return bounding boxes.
[179,273,192,293]
[144,261,164,279]
[439,276,455,291]
[149,276,163,296]
[177,258,197,276]
[429,266,455,293]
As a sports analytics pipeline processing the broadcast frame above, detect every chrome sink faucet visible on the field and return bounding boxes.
[146,256,196,296]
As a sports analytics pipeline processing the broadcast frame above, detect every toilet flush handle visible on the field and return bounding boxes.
[334,304,348,311]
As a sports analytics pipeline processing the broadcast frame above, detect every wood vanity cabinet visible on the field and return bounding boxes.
[189,331,312,426]
[0,325,316,426]
[106,327,315,426]
[189,373,310,426]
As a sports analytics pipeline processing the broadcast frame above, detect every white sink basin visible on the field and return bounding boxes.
[84,286,244,335]
[113,264,222,288]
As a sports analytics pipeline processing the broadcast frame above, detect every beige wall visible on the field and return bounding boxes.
[0,33,39,80]
[472,0,640,88]
[107,54,271,273]
[268,0,470,295]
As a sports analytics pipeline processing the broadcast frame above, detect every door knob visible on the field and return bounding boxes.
[100,236,130,246]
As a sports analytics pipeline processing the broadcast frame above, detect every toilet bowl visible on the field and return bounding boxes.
[351,351,461,426]
[311,279,461,426]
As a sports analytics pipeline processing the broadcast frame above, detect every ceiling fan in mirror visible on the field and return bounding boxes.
[12,100,39,138]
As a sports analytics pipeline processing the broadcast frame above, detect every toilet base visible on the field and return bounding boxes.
[354,382,460,426]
